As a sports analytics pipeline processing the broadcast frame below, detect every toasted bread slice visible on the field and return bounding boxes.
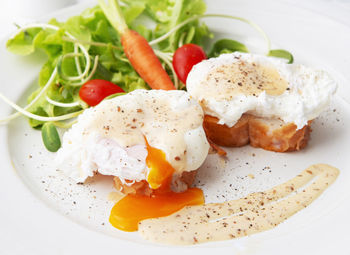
[204,115,312,152]
[113,170,197,196]
[249,117,312,152]
[204,114,250,147]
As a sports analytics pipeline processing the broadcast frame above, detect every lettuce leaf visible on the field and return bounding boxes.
[156,0,209,51]
[122,0,210,52]
[268,49,294,64]
[6,27,42,56]
[209,39,248,58]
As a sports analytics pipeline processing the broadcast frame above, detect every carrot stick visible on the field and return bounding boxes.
[121,30,175,90]
[98,0,176,90]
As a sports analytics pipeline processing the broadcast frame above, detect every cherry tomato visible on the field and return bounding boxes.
[79,79,124,106]
[172,44,207,84]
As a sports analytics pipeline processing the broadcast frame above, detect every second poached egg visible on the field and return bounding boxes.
[186,52,337,129]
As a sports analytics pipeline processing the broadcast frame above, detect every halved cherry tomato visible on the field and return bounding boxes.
[172,44,207,85]
[79,79,124,106]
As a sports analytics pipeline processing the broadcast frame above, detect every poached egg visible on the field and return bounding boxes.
[57,89,209,186]
[56,89,209,231]
[186,52,337,129]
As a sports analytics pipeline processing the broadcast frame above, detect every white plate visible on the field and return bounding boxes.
[1,1,350,254]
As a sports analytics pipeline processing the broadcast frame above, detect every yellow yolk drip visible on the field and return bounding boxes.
[145,139,174,190]
[109,139,204,232]
[109,188,204,232]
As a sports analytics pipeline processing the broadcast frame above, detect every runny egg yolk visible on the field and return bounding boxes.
[145,139,174,190]
[109,140,204,232]
[109,188,204,232]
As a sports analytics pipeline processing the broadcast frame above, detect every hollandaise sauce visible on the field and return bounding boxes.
[139,164,339,245]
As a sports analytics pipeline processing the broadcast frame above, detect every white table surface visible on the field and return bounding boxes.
[0,0,350,39]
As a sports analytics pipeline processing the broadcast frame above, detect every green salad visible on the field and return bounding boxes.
[2,0,293,152]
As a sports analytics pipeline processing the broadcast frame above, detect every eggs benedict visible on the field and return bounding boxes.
[186,52,336,152]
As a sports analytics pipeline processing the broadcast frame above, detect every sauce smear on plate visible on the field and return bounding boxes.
[139,164,339,245]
